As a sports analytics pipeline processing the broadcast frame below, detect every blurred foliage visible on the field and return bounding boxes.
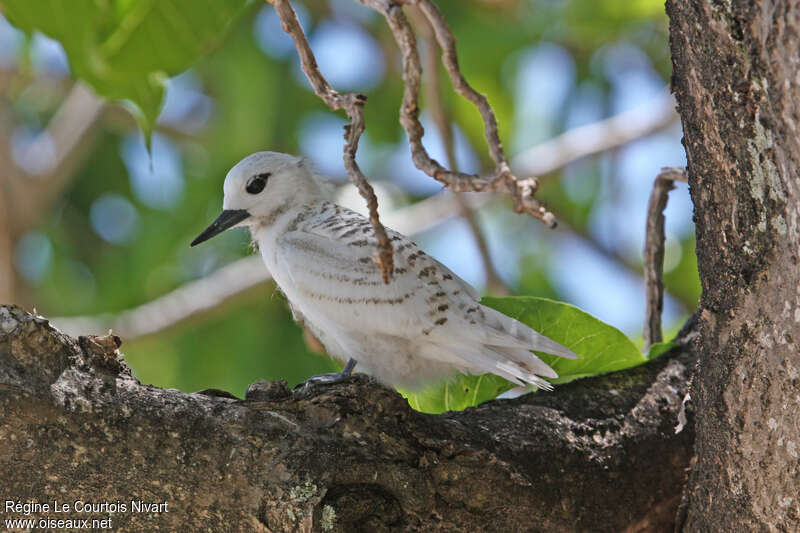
[0,0,247,136]
[664,237,701,308]
[1,0,697,406]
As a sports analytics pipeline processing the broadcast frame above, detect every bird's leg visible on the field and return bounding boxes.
[296,358,358,391]
[340,357,357,376]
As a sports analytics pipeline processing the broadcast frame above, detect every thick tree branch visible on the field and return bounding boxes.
[667,1,800,529]
[1,305,694,532]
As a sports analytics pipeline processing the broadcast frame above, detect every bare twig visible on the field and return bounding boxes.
[643,166,688,350]
[512,88,678,177]
[272,0,676,281]
[268,0,394,282]
[414,11,510,295]
[355,0,556,227]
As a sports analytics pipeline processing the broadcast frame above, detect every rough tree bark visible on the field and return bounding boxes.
[667,0,800,530]
[1,305,692,532]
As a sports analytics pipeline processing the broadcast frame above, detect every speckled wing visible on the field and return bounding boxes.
[274,204,478,339]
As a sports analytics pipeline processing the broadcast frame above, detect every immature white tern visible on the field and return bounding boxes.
[191,152,577,390]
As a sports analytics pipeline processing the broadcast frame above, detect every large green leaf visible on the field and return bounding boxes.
[482,296,645,382]
[0,0,247,136]
[401,296,646,414]
[402,374,512,415]
[645,341,678,361]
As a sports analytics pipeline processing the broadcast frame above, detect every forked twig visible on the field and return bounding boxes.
[643,166,688,350]
[270,0,671,287]
[268,0,394,282]
[358,0,556,227]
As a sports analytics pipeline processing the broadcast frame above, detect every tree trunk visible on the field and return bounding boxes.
[667,0,800,530]
[0,305,692,532]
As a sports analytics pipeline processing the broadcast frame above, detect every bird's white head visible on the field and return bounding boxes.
[191,151,322,247]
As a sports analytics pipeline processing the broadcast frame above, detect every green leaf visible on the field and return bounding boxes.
[402,296,646,413]
[0,0,247,137]
[646,341,678,361]
[401,374,513,415]
[482,296,645,384]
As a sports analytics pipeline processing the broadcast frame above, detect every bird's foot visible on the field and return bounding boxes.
[295,358,359,394]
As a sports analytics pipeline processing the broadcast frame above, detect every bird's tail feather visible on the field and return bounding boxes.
[479,305,578,360]
[488,345,558,379]
[447,345,555,391]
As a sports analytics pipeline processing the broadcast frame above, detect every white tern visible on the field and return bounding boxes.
[191,152,577,390]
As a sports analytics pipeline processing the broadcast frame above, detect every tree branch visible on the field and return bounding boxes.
[667,1,800,528]
[269,0,394,283]
[1,305,694,532]
[511,88,678,178]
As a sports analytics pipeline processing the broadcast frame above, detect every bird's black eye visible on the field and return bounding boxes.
[246,173,270,194]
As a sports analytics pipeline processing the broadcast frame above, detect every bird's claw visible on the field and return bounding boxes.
[294,358,358,394]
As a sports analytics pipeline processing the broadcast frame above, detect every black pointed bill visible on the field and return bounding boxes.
[190,209,250,247]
